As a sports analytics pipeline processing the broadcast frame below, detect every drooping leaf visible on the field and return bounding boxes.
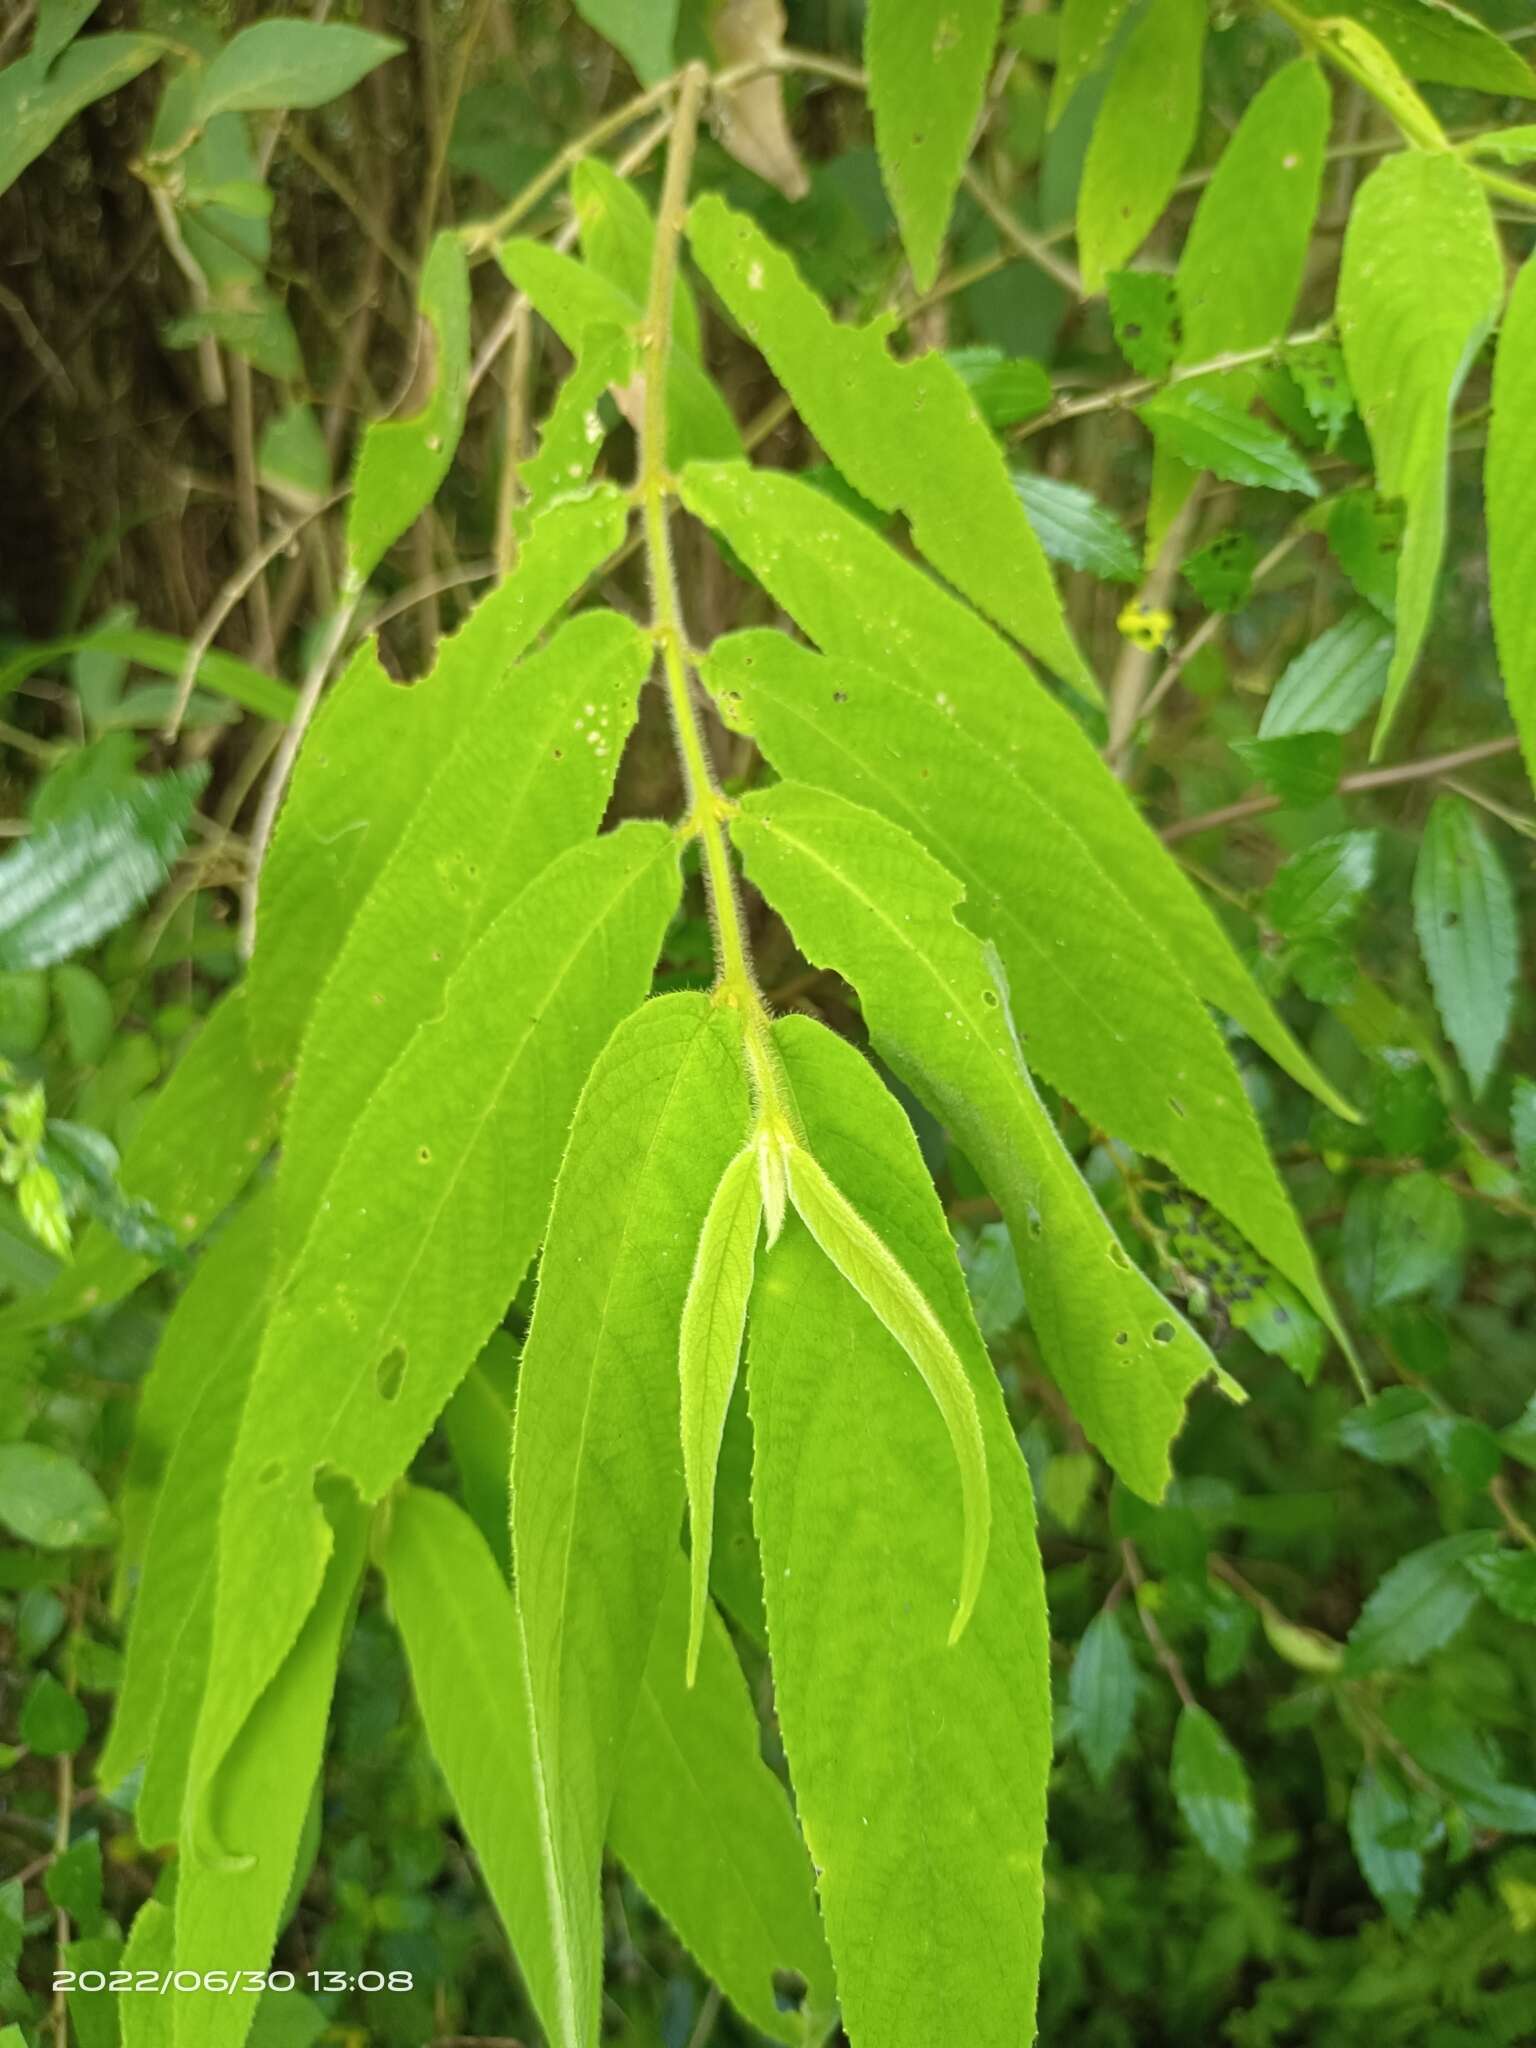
[1070,1607,1140,1786]
[1349,1766,1424,1927]
[1170,1705,1253,1873]
[608,1554,836,2042]
[686,195,1097,699]
[1288,0,1536,95]
[510,994,752,2048]
[1049,0,1133,124]
[706,0,810,201]
[730,780,1215,1498]
[1487,253,1536,792]
[188,824,681,1901]
[1076,0,1206,292]
[1412,795,1519,1096]
[571,0,677,82]
[1011,470,1139,582]
[1138,386,1320,498]
[1345,1530,1498,1673]
[679,1146,762,1684]
[0,1441,112,1549]
[865,0,1003,290]
[0,626,294,721]
[748,1016,1051,2048]
[0,769,204,972]
[0,33,164,197]
[1258,607,1393,737]
[1337,152,1503,755]
[193,21,401,121]
[346,233,471,582]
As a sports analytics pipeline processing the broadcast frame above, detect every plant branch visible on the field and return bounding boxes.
[1121,1539,1197,1710]
[1016,323,1334,442]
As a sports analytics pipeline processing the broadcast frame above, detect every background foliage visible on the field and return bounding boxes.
[2,1,1535,2045]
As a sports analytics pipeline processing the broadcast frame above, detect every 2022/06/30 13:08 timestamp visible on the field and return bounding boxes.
[51,1969,416,1995]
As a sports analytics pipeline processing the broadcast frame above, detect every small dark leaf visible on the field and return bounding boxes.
[20,1671,89,1756]
[1232,732,1343,810]
[1170,1705,1253,1872]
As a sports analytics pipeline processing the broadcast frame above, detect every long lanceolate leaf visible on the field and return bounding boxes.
[732,781,1215,1497]
[1337,152,1503,757]
[1076,0,1206,291]
[679,1146,762,1684]
[179,827,679,2048]
[510,994,752,2048]
[686,467,1343,1341]
[750,1018,1051,2047]
[686,196,1097,701]
[1488,254,1536,789]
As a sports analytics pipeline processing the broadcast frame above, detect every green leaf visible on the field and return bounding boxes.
[514,327,631,536]
[20,1670,88,1755]
[1287,339,1354,450]
[0,1441,112,1548]
[1049,0,1132,125]
[1513,1079,1536,1201]
[1338,152,1502,756]
[0,33,164,196]
[1388,1690,1536,1834]
[510,994,751,2048]
[1076,0,1206,293]
[1320,489,1403,618]
[1011,470,1139,581]
[1342,1172,1464,1312]
[1138,386,1320,498]
[45,1834,102,1933]
[945,346,1052,428]
[1175,59,1329,366]
[571,0,677,82]
[1345,1530,1497,1673]
[1071,1607,1140,1786]
[730,780,1215,1499]
[0,769,203,971]
[687,195,1096,699]
[257,404,329,503]
[0,624,294,721]
[1468,123,1536,165]
[865,0,1002,291]
[687,535,1342,1347]
[170,1492,367,2048]
[1264,830,1377,945]
[274,603,652,1251]
[1288,0,1536,96]
[500,241,741,469]
[1413,795,1519,1096]
[1258,607,1393,737]
[346,233,470,582]
[1170,1705,1253,1873]
[679,1146,761,1685]
[101,1193,271,1841]
[164,297,301,381]
[1465,1548,1536,1625]
[1339,1385,1439,1465]
[1185,530,1259,613]
[608,1554,837,2042]
[785,1141,992,1641]
[1231,732,1343,811]
[1487,253,1536,793]
[194,21,401,121]
[189,826,681,1912]
[748,1016,1051,2047]
[1107,269,1179,377]
[1349,1766,1424,1927]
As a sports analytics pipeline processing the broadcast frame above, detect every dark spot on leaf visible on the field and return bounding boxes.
[1115,1330,1129,1346]
[377,1345,407,1403]
[833,690,847,703]
[257,1460,283,1487]
[1152,1320,1176,1344]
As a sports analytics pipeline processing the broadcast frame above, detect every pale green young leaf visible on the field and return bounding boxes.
[1469,124,1536,165]
[515,328,632,536]
[1338,152,1503,756]
[346,233,470,582]
[679,1145,762,1685]
[609,1555,836,2043]
[0,34,164,197]
[1412,795,1519,1097]
[100,1193,271,1835]
[188,826,680,1883]
[0,768,203,971]
[749,1016,1050,2047]
[441,1333,520,1570]
[571,0,676,82]
[170,1490,366,2048]
[1071,1607,1140,1786]
[685,194,1098,700]
[277,605,652,1251]
[864,0,1002,291]
[786,1141,991,1640]
[688,590,1338,1347]
[1049,0,1132,125]
[193,22,401,121]
[0,1442,111,1550]
[574,157,702,359]
[1171,1705,1253,1874]
[499,240,741,467]
[510,994,752,2048]
[381,1484,562,2033]
[253,487,629,1066]
[1138,386,1320,499]
[1289,0,1536,96]
[1488,254,1536,791]
[1258,607,1393,738]
[1076,0,1206,293]
[730,780,1215,1499]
